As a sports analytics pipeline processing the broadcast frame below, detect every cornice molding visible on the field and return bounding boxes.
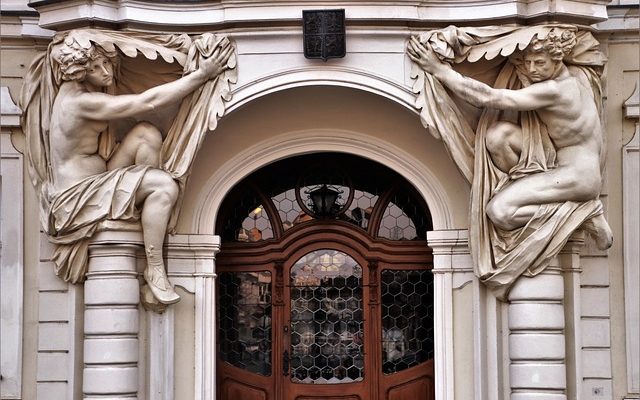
[26,0,611,32]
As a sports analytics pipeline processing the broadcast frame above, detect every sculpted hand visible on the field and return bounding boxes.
[200,39,234,80]
[407,36,450,77]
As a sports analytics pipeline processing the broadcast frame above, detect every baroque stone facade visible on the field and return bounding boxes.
[1,1,638,400]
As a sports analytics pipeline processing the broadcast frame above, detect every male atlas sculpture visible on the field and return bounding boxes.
[407,25,612,299]
[21,29,236,307]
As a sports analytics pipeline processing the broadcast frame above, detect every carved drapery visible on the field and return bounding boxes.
[19,28,236,284]
[410,25,607,299]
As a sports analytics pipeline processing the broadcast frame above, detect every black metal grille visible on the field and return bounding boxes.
[381,269,434,374]
[218,272,272,376]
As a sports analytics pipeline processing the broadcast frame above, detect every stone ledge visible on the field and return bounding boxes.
[29,0,610,31]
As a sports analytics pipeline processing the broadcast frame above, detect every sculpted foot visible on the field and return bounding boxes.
[144,246,180,305]
[582,213,613,250]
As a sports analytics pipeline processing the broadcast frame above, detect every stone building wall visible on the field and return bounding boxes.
[1,1,638,399]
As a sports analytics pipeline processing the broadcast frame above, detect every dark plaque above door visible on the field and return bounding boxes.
[302,10,346,61]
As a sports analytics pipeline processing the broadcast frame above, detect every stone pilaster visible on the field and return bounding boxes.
[427,229,475,400]
[84,231,143,399]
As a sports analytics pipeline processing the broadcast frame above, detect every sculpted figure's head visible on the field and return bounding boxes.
[521,30,577,82]
[52,39,119,87]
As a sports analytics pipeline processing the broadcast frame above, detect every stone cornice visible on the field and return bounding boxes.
[25,0,611,32]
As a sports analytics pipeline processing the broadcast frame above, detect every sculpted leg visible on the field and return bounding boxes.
[135,169,180,304]
[107,122,163,170]
[486,165,602,231]
[485,121,523,174]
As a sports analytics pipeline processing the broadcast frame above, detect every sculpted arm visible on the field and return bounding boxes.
[77,42,233,121]
[407,37,557,111]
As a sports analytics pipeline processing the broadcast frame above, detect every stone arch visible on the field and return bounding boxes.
[191,128,455,233]
[225,67,419,115]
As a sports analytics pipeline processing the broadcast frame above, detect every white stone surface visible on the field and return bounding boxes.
[580,287,610,318]
[84,278,140,304]
[38,323,70,351]
[508,273,565,300]
[84,309,139,334]
[35,353,68,381]
[0,130,23,399]
[581,257,610,286]
[623,125,639,395]
[147,308,174,400]
[30,0,610,31]
[509,334,565,360]
[508,303,565,330]
[83,366,139,394]
[84,233,142,399]
[583,349,613,379]
[37,261,69,291]
[510,363,567,389]
[84,338,139,364]
[511,394,567,400]
[624,83,639,119]
[428,229,476,400]
[508,270,567,399]
[38,292,70,322]
[581,319,611,348]
[36,261,83,400]
[36,382,66,400]
[582,379,613,400]
[0,87,21,127]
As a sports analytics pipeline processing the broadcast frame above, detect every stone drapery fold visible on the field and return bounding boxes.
[48,166,149,283]
[411,25,606,300]
[20,29,235,282]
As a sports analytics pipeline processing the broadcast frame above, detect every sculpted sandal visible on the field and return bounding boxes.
[144,265,181,304]
[145,245,180,304]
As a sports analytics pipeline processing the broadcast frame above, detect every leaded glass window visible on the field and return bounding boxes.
[378,191,431,240]
[216,153,431,242]
[381,269,434,374]
[289,250,364,384]
[218,271,272,375]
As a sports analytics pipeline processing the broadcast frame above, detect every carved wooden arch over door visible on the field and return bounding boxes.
[215,153,435,400]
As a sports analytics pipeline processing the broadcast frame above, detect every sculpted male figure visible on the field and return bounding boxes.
[408,31,613,249]
[49,39,233,304]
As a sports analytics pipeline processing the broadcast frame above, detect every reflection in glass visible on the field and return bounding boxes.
[218,272,272,376]
[290,250,364,384]
[381,269,434,374]
[237,205,273,242]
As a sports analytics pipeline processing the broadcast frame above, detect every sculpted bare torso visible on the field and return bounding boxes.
[407,35,612,248]
[46,39,234,304]
[50,82,109,193]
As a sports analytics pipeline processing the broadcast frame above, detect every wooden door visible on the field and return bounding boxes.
[216,225,435,400]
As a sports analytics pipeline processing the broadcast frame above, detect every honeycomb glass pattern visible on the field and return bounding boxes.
[272,188,309,231]
[237,205,273,242]
[289,250,364,384]
[219,187,274,242]
[378,191,431,240]
[218,272,272,376]
[344,189,378,230]
[381,269,434,374]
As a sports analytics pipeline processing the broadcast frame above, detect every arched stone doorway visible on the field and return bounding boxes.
[214,153,435,400]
